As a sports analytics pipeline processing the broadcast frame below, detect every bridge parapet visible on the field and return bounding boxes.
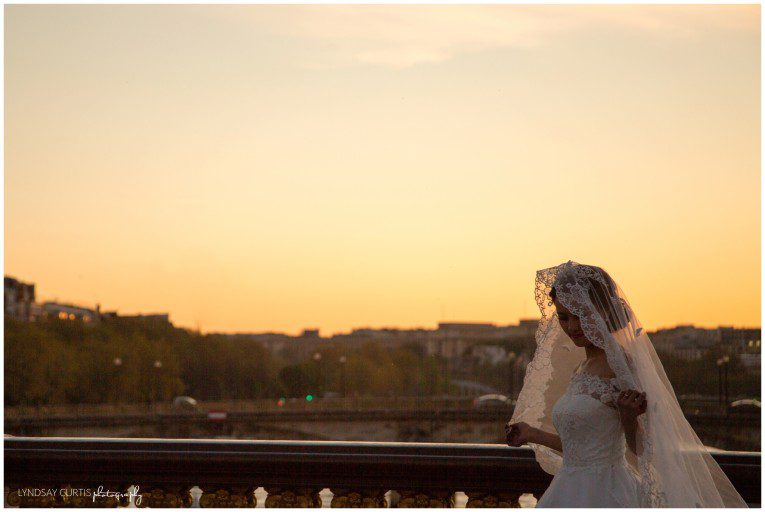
[4,437,761,507]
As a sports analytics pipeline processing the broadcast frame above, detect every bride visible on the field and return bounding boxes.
[505,261,748,507]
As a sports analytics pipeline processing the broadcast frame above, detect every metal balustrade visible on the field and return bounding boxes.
[4,437,761,507]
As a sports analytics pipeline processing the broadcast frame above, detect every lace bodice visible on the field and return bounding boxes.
[552,371,627,469]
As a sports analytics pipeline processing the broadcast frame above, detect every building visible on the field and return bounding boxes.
[42,302,98,323]
[515,319,539,336]
[719,327,761,355]
[466,344,515,366]
[673,339,705,361]
[738,352,760,375]
[649,325,720,360]
[437,322,498,339]
[118,313,171,324]
[649,325,762,361]
[4,276,36,321]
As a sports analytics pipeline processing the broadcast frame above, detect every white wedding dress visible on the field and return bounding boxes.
[535,370,642,508]
[515,262,748,507]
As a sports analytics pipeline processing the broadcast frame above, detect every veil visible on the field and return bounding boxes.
[510,260,748,507]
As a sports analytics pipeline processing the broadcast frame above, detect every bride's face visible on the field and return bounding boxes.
[553,298,592,347]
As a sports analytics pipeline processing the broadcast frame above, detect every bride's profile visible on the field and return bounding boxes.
[505,261,748,507]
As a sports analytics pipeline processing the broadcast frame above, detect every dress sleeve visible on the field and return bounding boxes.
[599,382,621,410]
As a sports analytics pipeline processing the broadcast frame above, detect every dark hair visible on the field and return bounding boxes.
[549,267,629,332]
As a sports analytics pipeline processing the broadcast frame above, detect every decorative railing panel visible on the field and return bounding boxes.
[4,437,760,507]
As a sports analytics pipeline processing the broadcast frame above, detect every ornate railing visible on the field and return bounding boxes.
[4,437,761,507]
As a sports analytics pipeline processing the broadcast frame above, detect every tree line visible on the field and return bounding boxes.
[4,316,450,406]
[5,315,758,407]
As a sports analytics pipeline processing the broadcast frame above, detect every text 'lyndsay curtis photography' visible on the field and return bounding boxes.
[3,2,761,509]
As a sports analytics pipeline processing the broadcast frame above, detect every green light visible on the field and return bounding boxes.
[306,394,313,401]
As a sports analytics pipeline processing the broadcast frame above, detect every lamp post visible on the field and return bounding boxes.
[716,355,730,410]
[152,360,163,414]
[313,352,322,399]
[507,352,517,401]
[112,357,123,405]
[716,357,724,407]
[339,356,347,398]
[722,355,730,407]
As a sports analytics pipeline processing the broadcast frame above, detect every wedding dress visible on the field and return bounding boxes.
[510,261,748,507]
[535,368,641,507]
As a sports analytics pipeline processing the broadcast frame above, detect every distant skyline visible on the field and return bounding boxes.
[6,272,761,337]
[5,5,760,335]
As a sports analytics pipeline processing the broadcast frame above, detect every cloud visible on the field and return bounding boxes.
[247,5,759,69]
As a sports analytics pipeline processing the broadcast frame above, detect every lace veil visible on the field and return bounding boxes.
[510,260,748,507]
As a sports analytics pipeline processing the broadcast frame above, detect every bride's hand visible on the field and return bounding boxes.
[505,421,534,447]
[616,389,647,423]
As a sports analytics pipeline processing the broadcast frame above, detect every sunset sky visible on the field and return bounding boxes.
[5,5,760,335]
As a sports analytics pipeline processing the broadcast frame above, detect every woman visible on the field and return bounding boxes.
[505,261,748,507]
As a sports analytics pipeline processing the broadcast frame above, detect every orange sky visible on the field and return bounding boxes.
[4,5,760,335]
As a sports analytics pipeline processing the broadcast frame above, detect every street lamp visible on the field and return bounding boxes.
[152,360,163,413]
[112,358,123,404]
[716,355,730,409]
[313,353,322,398]
[507,352,517,401]
[339,356,347,398]
[722,355,730,407]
